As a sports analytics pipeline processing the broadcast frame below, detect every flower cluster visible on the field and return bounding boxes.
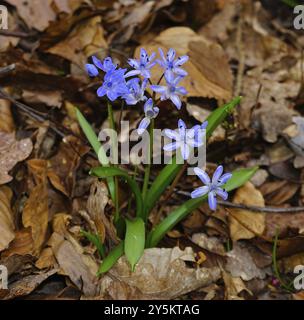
[85,49,232,211]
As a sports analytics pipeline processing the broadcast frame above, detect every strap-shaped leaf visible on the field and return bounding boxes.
[81,230,105,258]
[144,96,242,217]
[90,166,144,219]
[125,218,145,271]
[97,241,124,275]
[146,166,258,248]
[76,108,115,200]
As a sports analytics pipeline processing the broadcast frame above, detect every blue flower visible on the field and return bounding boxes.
[124,78,148,105]
[150,73,187,110]
[191,166,232,211]
[97,68,129,101]
[85,56,117,77]
[125,48,156,79]
[163,119,205,160]
[137,98,159,135]
[157,48,189,77]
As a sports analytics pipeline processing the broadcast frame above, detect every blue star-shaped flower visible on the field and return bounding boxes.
[191,166,232,211]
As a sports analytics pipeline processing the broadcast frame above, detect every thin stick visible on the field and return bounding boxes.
[0,64,15,75]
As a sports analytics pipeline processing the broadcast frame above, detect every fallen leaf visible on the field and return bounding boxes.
[225,242,270,281]
[2,269,57,300]
[191,233,226,256]
[6,0,57,31]
[22,89,62,108]
[223,270,252,300]
[0,132,33,185]
[0,89,15,132]
[49,232,99,296]
[0,186,15,252]
[2,228,33,257]
[47,16,107,69]
[100,247,221,299]
[229,182,265,241]
[135,27,233,101]
[86,181,117,243]
[22,159,49,256]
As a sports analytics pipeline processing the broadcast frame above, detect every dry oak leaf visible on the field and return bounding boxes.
[225,242,269,281]
[135,27,233,101]
[0,186,15,252]
[0,132,33,185]
[229,182,265,241]
[49,232,99,296]
[223,270,252,300]
[100,247,221,300]
[47,16,107,68]
[6,0,56,32]
[22,159,49,256]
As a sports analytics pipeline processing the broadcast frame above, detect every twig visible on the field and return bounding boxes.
[0,64,15,75]
[0,30,36,38]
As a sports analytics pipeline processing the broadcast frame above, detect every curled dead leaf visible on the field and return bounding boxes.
[229,182,265,241]
[0,186,15,252]
[0,132,33,185]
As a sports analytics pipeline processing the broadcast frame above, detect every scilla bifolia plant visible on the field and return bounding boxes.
[76,48,258,274]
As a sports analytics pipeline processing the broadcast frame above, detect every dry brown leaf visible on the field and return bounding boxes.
[0,13,19,52]
[0,132,33,185]
[0,186,15,252]
[2,228,33,257]
[6,0,56,31]
[225,242,269,281]
[2,269,57,300]
[23,159,49,256]
[135,27,233,101]
[100,247,221,299]
[36,247,56,270]
[223,270,252,300]
[86,181,117,243]
[229,182,265,241]
[0,90,15,132]
[48,136,89,197]
[49,232,99,296]
[265,212,304,238]
[47,16,107,68]
[191,233,226,256]
[22,89,63,108]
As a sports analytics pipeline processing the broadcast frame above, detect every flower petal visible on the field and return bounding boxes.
[201,121,208,130]
[167,48,176,62]
[137,117,150,135]
[85,64,99,77]
[212,165,223,184]
[191,186,209,199]
[150,85,166,94]
[208,191,217,211]
[92,56,103,69]
[124,70,141,78]
[180,143,190,160]
[164,129,180,141]
[144,98,153,113]
[97,85,106,97]
[175,55,189,66]
[218,173,232,185]
[194,167,210,184]
[128,58,140,69]
[170,95,182,110]
[216,188,228,200]
[173,67,188,77]
[163,141,178,152]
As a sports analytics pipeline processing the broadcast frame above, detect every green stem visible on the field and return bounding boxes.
[142,118,154,202]
[107,101,120,223]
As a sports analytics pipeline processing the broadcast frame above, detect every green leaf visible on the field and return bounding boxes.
[76,108,115,200]
[124,218,145,271]
[144,96,242,217]
[147,166,258,248]
[97,241,124,275]
[81,230,105,258]
[90,166,144,219]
